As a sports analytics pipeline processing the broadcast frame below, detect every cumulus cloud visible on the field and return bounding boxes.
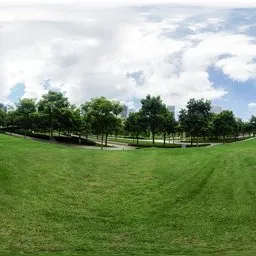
[248,102,256,108]
[0,2,255,110]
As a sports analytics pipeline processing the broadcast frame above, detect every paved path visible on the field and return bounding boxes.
[86,137,136,150]
[107,137,222,148]
[6,132,136,151]
[7,132,254,150]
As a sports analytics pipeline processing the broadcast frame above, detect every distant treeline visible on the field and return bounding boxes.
[0,91,255,146]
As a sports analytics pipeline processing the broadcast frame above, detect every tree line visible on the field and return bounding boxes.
[0,91,255,146]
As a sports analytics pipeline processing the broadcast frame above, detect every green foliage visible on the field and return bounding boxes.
[38,91,70,138]
[179,99,211,145]
[0,108,6,127]
[82,97,123,146]
[250,115,256,134]
[160,109,177,145]
[125,112,147,144]
[140,95,167,144]
[15,98,37,134]
[4,108,18,127]
[212,110,237,142]
[1,91,253,144]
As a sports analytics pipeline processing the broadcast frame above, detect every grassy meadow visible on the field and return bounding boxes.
[0,134,256,255]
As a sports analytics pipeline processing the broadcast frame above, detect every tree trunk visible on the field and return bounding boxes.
[24,130,27,139]
[152,132,155,145]
[163,133,166,147]
[101,133,104,150]
[173,134,175,144]
[105,134,108,147]
[191,135,193,146]
[136,134,139,145]
[196,136,199,147]
[79,134,81,144]
[49,130,53,142]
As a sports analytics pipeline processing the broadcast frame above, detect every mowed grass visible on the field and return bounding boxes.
[0,134,256,256]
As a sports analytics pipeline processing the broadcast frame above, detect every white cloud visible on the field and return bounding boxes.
[248,102,256,108]
[0,3,255,110]
[2,0,256,8]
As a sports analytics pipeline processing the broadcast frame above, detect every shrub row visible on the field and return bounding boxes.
[181,137,253,144]
[8,130,97,146]
[128,143,210,148]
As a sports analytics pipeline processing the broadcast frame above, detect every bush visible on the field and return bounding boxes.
[54,136,97,146]
[181,137,252,144]
[9,130,97,146]
[123,136,145,140]
[186,144,211,148]
[128,143,210,148]
[128,143,181,148]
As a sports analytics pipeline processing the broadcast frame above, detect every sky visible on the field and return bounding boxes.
[0,0,256,120]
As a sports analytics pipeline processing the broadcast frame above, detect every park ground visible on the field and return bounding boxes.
[0,134,256,256]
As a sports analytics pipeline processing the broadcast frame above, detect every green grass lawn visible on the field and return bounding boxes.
[107,137,209,148]
[1,134,256,256]
[107,137,182,148]
[180,136,255,144]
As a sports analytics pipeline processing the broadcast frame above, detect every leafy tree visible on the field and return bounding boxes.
[16,98,37,137]
[212,110,236,143]
[250,115,256,135]
[140,95,166,145]
[38,91,70,140]
[0,103,7,127]
[4,107,18,132]
[161,109,176,146]
[234,118,246,139]
[59,106,77,137]
[70,107,84,143]
[30,112,49,134]
[82,97,123,148]
[125,112,147,145]
[0,108,6,127]
[179,99,211,146]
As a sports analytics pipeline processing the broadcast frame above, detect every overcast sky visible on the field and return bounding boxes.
[2,0,256,8]
[1,0,256,119]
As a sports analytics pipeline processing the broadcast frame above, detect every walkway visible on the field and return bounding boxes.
[5,132,136,151]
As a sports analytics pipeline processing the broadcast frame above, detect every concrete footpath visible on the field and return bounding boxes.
[5,132,136,151]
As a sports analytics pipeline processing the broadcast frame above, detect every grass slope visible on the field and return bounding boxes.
[0,134,256,256]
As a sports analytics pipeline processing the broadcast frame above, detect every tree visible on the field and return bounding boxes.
[161,109,176,146]
[125,112,147,145]
[82,97,123,148]
[179,99,211,146]
[234,118,246,139]
[4,107,18,133]
[30,112,49,134]
[140,95,166,145]
[0,103,7,127]
[0,108,6,127]
[59,106,77,137]
[212,110,236,143]
[16,98,37,137]
[250,115,256,135]
[38,91,70,140]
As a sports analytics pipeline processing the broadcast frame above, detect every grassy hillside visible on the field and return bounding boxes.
[1,134,256,256]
